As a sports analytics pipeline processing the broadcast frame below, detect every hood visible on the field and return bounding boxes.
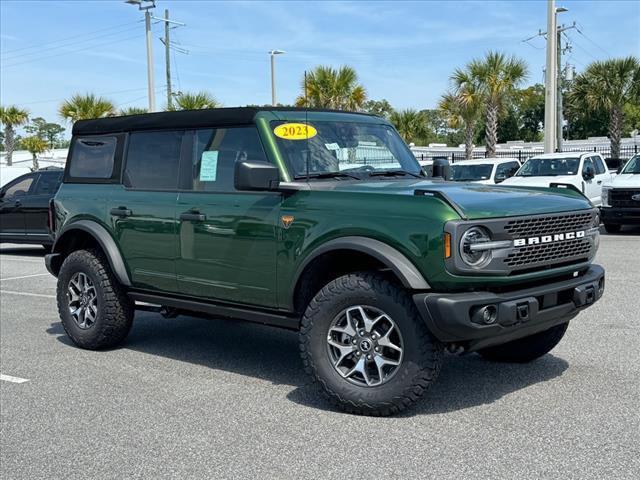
[500,175,577,188]
[606,174,640,188]
[320,178,592,219]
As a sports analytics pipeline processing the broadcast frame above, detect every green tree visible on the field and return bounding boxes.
[59,93,115,122]
[118,106,148,116]
[517,84,545,142]
[568,56,640,158]
[295,65,367,110]
[25,117,66,148]
[0,105,30,166]
[362,99,394,118]
[21,135,48,170]
[439,78,483,159]
[455,51,528,156]
[389,109,428,144]
[168,91,220,111]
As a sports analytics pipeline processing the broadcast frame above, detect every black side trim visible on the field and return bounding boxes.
[294,236,430,294]
[414,189,467,220]
[52,220,131,286]
[128,291,299,330]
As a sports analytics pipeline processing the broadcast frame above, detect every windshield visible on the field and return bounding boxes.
[271,120,421,179]
[516,157,580,177]
[448,164,493,181]
[621,155,640,174]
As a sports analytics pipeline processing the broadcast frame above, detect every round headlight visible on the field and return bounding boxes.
[460,226,492,268]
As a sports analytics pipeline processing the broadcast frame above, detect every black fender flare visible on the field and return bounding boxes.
[293,236,431,297]
[51,220,131,286]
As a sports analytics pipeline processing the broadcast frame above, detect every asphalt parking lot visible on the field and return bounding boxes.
[1,228,639,480]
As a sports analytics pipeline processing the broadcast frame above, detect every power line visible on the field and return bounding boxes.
[575,23,612,57]
[17,87,163,106]
[2,33,143,68]
[0,20,141,55]
[1,24,142,61]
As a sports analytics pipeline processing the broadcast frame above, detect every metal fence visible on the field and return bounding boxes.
[413,144,639,166]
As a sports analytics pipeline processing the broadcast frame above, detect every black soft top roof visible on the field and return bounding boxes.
[72,106,373,135]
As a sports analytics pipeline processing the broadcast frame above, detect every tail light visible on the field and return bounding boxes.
[48,199,56,233]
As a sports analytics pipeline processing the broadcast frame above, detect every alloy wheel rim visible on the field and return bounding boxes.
[326,305,404,387]
[67,272,98,330]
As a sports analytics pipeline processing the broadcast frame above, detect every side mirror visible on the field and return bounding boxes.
[432,158,451,179]
[583,166,595,181]
[616,166,622,174]
[235,160,280,191]
[495,173,506,183]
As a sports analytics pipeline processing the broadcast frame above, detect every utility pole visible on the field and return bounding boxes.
[164,9,172,109]
[544,0,558,153]
[556,21,576,151]
[269,50,286,106]
[145,8,156,112]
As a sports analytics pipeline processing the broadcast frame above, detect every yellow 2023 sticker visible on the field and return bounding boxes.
[273,123,317,140]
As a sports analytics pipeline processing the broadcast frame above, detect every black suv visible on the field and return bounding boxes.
[0,167,63,247]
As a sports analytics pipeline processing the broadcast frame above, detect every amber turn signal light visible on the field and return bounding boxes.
[444,232,451,258]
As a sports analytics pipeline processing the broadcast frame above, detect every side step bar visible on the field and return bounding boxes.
[128,291,300,330]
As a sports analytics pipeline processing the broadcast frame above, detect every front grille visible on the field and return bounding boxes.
[610,189,640,208]
[504,238,591,268]
[504,212,593,237]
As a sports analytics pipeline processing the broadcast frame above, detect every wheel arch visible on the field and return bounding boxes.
[49,220,131,287]
[291,236,430,312]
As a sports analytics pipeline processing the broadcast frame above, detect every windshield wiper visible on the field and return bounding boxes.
[368,170,422,178]
[294,171,362,181]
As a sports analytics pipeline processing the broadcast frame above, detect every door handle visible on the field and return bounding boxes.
[14,199,22,207]
[180,211,206,222]
[110,206,132,217]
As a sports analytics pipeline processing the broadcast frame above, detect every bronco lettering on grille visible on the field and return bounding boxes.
[513,230,586,247]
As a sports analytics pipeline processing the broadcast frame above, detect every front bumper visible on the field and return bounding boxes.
[600,207,640,225]
[414,264,605,351]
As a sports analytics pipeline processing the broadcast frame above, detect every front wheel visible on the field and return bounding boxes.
[477,322,569,363]
[56,248,134,350]
[299,272,443,416]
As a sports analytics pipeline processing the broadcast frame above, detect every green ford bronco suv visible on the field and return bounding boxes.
[45,107,604,415]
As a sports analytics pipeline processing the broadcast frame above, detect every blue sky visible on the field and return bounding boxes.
[1,0,638,129]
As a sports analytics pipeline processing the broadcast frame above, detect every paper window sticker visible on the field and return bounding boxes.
[325,143,340,150]
[200,151,219,181]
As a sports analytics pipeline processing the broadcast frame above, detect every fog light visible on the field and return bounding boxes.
[472,305,498,325]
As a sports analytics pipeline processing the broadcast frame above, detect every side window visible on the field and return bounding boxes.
[2,175,35,199]
[190,127,268,192]
[69,136,117,179]
[124,131,183,190]
[495,162,519,180]
[593,156,606,175]
[582,157,595,174]
[33,172,63,195]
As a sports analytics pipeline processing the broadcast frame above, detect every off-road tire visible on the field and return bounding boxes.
[478,321,569,363]
[56,248,133,350]
[604,223,621,234]
[299,272,443,416]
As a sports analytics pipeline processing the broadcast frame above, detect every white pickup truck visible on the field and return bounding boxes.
[501,152,614,206]
[447,158,521,184]
[600,154,640,233]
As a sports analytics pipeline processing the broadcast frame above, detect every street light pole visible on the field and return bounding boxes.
[145,9,156,112]
[544,0,558,153]
[269,50,285,106]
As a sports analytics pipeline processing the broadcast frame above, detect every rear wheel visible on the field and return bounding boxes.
[56,249,133,350]
[604,223,621,234]
[477,322,569,363]
[299,272,443,416]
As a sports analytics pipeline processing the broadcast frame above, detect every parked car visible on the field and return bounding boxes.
[501,152,613,205]
[45,108,603,416]
[447,158,521,184]
[0,167,63,247]
[600,154,640,233]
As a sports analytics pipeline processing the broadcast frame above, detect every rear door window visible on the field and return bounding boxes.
[124,131,183,190]
[2,174,36,198]
[592,156,606,175]
[33,172,63,195]
[496,161,520,180]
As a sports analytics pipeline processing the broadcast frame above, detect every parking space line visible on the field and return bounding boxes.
[0,290,56,299]
[0,374,30,384]
[1,273,50,281]
[0,258,45,264]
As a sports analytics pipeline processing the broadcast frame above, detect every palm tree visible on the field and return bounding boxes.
[295,65,367,110]
[456,51,528,156]
[21,135,48,170]
[568,56,640,159]
[118,106,148,116]
[389,109,428,144]
[168,91,220,111]
[0,105,29,166]
[59,94,115,122]
[439,81,483,159]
